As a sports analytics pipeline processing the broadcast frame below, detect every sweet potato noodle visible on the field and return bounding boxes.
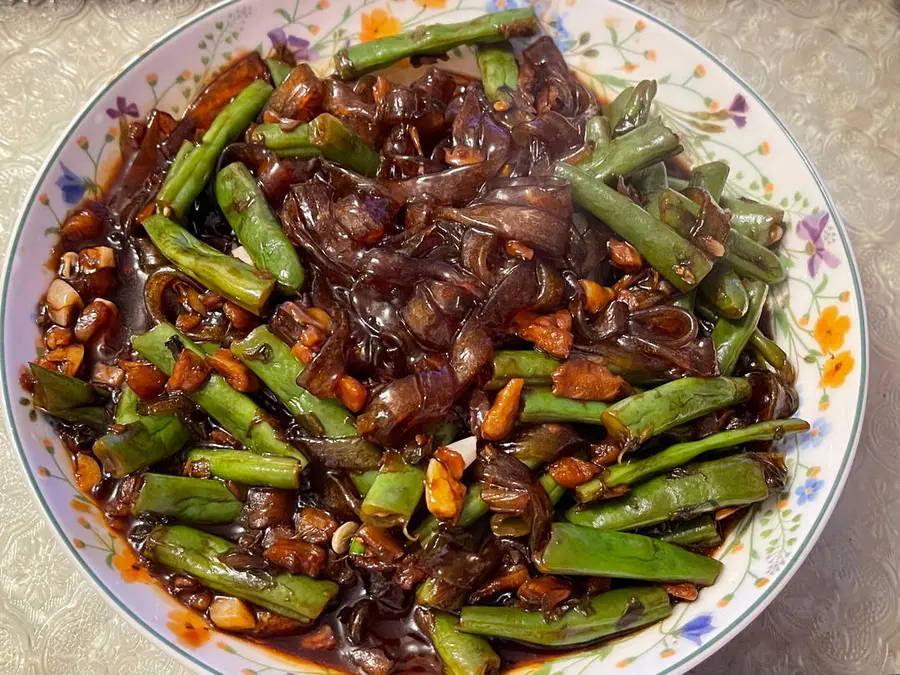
[26,11,804,675]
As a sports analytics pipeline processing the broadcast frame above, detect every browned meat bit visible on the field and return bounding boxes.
[205,348,260,392]
[222,300,257,330]
[59,208,102,241]
[547,456,601,488]
[244,488,295,529]
[254,610,308,636]
[469,546,531,604]
[591,440,622,467]
[299,624,337,651]
[73,453,101,495]
[663,582,699,601]
[119,359,168,398]
[505,240,535,260]
[209,428,241,447]
[167,349,211,393]
[425,446,467,521]
[264,64,325,123]
[74,298,119,343]
[263,537,327,577]
[76,246,118,297]
[184,590,214,613]
[104,474,142,519]
[583,576,613,596]
[294,507,338,545]
[175,312,202,332]
[90,363,124,390]
[44,325,73,350]
[45,278,83,327]
[579,279,616,315]
[481,377,524,441]
[551,357,633,402]
[608,238,644,272]
[349,647,393,675]
[355,524,404,564]
[35,344,84,377]
[517,575,573,614]
[337,375,367,413]
[513,309,573,359]
[292,342,314,364]
[393,554,428,590]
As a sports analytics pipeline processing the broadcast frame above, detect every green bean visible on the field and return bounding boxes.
[519,387,610,424]
[307,114,379,176]
[578,118,682,184]
[231,326,358,438]
[143,214,275,315]
[725,229,787,285]
[485,350,559,389]
[265,58,293,85]
[630,161,669,196]
[360,459,425,528]
[575,418,808,502]
[184,448,302,489]
[132,474,243,523]
[687,161,730,201]
[535,522,722,585]
[710,279,769,376]
[566,454,780,531]
[458,586,671,646]
[93,386,191,477]
[146,525,338,623]
[669,289,696,311]
[642,515,722,550]
[132,323,304,462]
[215,162,306,294]
[157,79,273,219]
[428,610,500,675]
[721,196,784,246]
[748,329,795,381]
[476,43,518,103]
[555,162,711,292]
[29,364,106,424]
[699,264,750,320]
[603,80,657,137]
[248,123,321,158]
[334,8,538,79]
[601,376,753,448]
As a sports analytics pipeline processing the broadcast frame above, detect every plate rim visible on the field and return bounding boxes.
[0,1,869,673]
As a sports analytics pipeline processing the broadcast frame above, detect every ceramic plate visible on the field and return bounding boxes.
[0,0,868,673]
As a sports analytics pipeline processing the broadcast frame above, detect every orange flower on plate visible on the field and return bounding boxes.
[113,544,153,584]
[730,543,744,554]
[694,64,706,78]
[755,577,769,588]
[758,141,770,155]
[839,290,850,302]
[820,351,854,389]
[167,608,211,648]
[660,649,676,658]
[310,24,320,35]
[635,19,646,32]
[814,305,850,353]
[73,538,85,549]
[623,62,638,73]
[360,8,402,42]
[414,0,446,7]
[644,49,656,61]
[71,498,90,512]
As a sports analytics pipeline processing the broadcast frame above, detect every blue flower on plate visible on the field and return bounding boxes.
[677,613,714,646]
[106,96,139,119]
[56,162,87,205]
[268,27,316,62]
[485,0,526,11]
[547,13,572,51]
[800,417,831,449]
[795,477,824,505]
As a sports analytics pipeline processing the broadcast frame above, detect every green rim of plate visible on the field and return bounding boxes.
[0,1,869,674]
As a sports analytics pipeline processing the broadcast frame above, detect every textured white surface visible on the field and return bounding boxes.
[0,1,897,674]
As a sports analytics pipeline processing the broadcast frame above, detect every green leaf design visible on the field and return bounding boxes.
[583,48,599,58]
[813,275,829,295]
[578,31,590,45]
[658,74,671,84]
[782,508,792,517]
[215,21,224,30]
[608,26,618,45]
[274,8,292,22]
[761,528,773,538]
[343,5,351,19]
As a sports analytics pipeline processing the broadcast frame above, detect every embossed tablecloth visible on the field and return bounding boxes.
[1,1,898,673]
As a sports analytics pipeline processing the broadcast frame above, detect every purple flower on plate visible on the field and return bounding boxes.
[797,212,839,278]
[795,477,824,505]
[106,96,139,119]
[728,94,748,128]
[55,162,87,205]
[677,614,714,646]
[268,27,316,62]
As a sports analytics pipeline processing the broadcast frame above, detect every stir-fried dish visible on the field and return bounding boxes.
[24,8,807,674]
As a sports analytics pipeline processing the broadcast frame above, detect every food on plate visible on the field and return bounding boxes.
[25,9,806,673]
